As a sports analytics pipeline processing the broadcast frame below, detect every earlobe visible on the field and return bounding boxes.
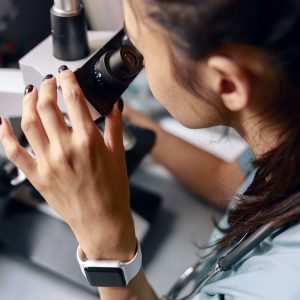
[207,56,251,112]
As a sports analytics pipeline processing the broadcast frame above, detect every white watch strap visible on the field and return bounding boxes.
[121,241,142,283]
[76,241,142,285]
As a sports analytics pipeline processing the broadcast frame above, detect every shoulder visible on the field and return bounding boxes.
[199,223,300,300]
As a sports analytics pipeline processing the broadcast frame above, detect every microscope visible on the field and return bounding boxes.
[0,0,161,293]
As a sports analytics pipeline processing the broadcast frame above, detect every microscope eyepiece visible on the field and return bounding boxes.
[109,46,143,80]
[75,30,144,116]
[94,45,143,85]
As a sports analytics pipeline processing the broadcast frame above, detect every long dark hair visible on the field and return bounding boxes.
[133,0,300,249]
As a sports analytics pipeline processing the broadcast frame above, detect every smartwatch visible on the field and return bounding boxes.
[76,241,142,287]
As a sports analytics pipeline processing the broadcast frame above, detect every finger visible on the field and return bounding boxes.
[58,67,94,134]
[37,75,69,143]
[104,100,125,155]
[22,85,49,157]
[0,117,36,176]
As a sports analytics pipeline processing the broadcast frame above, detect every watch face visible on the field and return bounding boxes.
[85,267,126,287]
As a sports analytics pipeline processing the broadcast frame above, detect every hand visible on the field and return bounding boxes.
[0,68,136,261]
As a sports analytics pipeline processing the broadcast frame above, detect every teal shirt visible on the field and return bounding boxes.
[193,149,300,300]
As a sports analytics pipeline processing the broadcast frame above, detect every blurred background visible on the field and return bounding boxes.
[0,0,123,68]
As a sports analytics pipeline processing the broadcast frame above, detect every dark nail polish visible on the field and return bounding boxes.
[118,99,124,112]
[0,117,2,126]
[24,84,34,95]
[43,74,53,81]
[58,65,68,73]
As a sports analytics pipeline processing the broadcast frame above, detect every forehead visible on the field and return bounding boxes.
[123,0,166,39]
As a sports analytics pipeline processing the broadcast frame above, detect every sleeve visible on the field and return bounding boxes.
[193,225,300,300]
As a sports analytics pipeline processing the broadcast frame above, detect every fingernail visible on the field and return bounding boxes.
[118,99,124,112]
[43,74,53,81]
[58,65,68,73]
[0,117,2,126]
[24,84,34,95]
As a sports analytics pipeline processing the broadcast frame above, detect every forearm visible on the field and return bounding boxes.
[123,106,245,208]
[98,269,158,300]
[151,127,243,210]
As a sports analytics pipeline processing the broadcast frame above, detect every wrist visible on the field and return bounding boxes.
[84,234,137,262]
[78,237,139,264]
[75,215,137,261]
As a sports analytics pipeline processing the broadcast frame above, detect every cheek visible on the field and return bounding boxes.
[144,58,225,128]
[144,60,176,105]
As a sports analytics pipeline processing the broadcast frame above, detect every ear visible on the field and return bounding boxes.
[207,56,252,112]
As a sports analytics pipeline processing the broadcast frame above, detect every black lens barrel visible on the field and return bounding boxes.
[108,46,143,81]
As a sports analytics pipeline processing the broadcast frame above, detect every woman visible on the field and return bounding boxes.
[1,0,300,299]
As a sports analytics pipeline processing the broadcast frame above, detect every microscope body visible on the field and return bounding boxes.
[75,29,143,117]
